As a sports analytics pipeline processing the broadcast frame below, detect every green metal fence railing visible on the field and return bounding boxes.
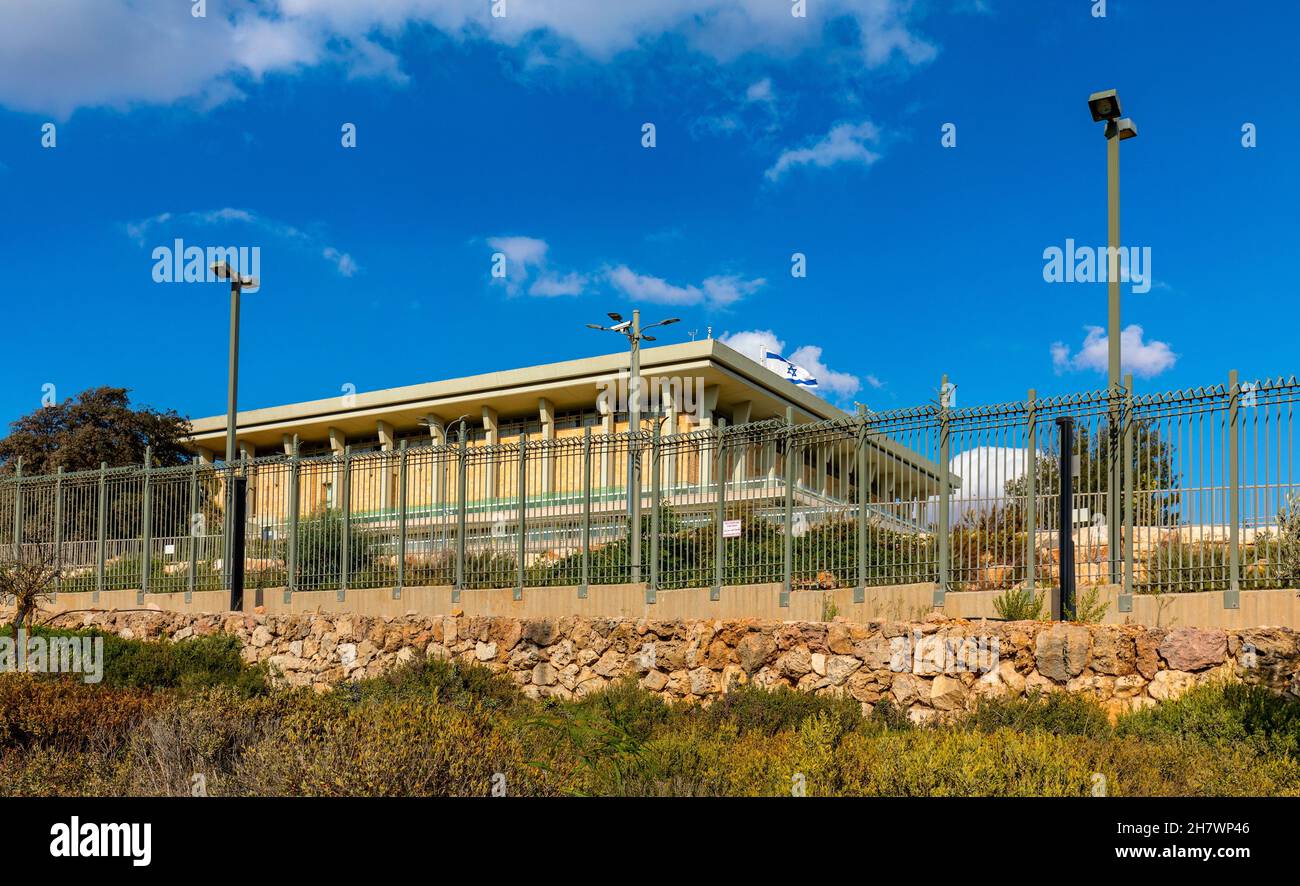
[3,371,1298,610]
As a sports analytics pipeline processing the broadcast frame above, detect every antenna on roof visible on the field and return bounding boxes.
[707,326,713,340]
[688,329,698,341]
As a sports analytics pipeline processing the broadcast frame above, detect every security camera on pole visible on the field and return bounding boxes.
[587,310,679,583]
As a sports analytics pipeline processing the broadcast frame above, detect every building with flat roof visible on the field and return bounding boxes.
[183,339,952,586]
[189,340,874,458]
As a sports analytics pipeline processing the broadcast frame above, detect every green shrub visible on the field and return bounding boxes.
[1066,586,1109,623]
[98,631,269,696]
[693,684,863,737]
[560,678,671,744]
[348,652,522,714]
[1117,681,1300,759]
[5,623,268,696]
[234,698,557,797]
[962,689,1113,739]
[993,587,1045,621]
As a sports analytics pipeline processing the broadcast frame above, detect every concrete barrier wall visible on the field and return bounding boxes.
[36,581,1300,630]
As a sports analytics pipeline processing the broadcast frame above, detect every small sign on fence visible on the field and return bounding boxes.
[722,519,742,539]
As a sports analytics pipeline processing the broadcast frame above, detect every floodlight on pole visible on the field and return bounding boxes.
[210,260,258,611]
[1087,88,1138,587]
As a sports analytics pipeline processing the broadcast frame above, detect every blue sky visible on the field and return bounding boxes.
[0,0,1296,428]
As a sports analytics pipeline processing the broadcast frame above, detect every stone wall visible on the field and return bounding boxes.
[47,609,1300,721]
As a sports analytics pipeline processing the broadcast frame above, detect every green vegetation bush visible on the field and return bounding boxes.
[2,623,269,696]
[993,587,1045,621]
[958,689,1112,739]
[1117,681,1300,759]
[5,631,1300,796]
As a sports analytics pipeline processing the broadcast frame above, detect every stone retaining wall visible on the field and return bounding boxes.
[46,610,1300,721]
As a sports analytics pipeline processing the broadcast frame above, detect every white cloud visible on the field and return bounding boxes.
[718,329,862,399]
[702,275,767,307]
[919,446,1030,526]
[718,329,783,361]
[606,266,764,308]
[487,235,553,296]
[765,120,883,182]
[0,1,935,117]
[606,265,701,305]
[484,237,758,305]
[125,207,357,276]
[1051,324,1177,379]
[788,345,861,398]
[530,270,587,297]
[322,246,358,277]
[745,77,775,104]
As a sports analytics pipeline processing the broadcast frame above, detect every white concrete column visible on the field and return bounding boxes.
[280,434,296,521]
[329,427,346,511]
[238,442,257,521]
[377,421,395,511]
[197,448,214,466]
[539,398,555,494]
[598,398,614,491]
[731,400,752,489]
[425,415,446,509]
[698,385,720,490]
[482,406,499,501]
[662,384,678,493]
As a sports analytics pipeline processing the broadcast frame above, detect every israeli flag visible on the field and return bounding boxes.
[763,351,818,389]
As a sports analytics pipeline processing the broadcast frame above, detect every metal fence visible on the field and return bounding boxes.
[3,371,1298,610]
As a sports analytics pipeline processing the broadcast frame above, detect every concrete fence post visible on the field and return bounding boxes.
[454,425,467,602]
[95,461,107,603]
[855,419,868,605]
[936,375,951,606]
[53,466,63,598]
[1227,368,1241,609]
[140,447,153,604]
[286,438,300,604]
[781,407,795,608]
[11,456,22,559]
[580,426,591,600]
[1121,375,1135,612]
[187,460,199,602]
[712,419,726,602]
[515,436,526,601]
[396,441,408,600]
[648,419,661,604]
[339,445,352,603]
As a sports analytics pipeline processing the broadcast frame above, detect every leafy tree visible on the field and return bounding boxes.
[288,510,382,590]
[0,386,192,475]
[0,545,60,638]
[1005,417,1180,525]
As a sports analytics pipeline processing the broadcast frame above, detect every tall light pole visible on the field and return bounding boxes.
[1088,89,1137,583]
[211,260,258,610]
[587,310,679,584]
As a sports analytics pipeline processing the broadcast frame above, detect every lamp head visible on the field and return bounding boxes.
[1087,89,1122,122]
[209,261,258,289]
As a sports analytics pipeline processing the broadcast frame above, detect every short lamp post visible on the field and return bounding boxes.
[586,310,679,583]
